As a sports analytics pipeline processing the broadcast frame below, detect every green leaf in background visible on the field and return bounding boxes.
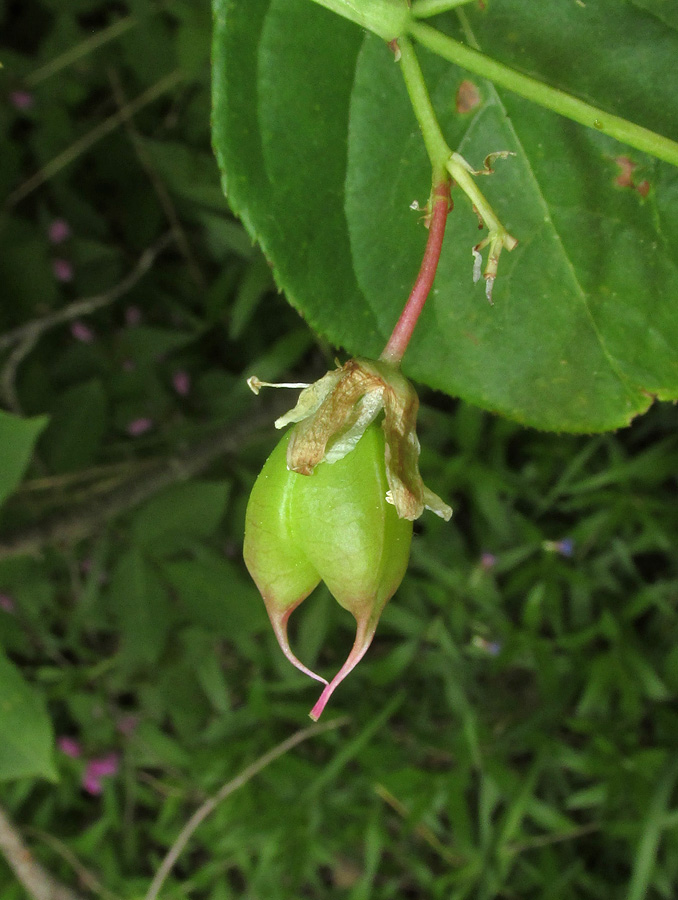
[211,0,678,431]
[40,379,107,474]
[0,650,56,782]
[163,552,267,645]
[115,325,198,362]
[108,549,172,666]
[0,410,49,509]
[130,480,231,557]
[139,139,229,212]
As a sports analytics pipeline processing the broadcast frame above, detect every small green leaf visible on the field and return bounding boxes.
[0,410,48,509]
[0,651,56,782]
[139,139,228,212]
[627,757,678,900]
[130,721,191,769]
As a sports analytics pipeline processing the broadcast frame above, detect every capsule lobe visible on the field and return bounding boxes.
[244,424,413,714]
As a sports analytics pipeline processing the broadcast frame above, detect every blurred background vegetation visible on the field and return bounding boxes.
[1,1,678,898]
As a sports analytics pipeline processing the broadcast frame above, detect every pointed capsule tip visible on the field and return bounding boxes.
[269,605,328,686]
[307,617,378,719]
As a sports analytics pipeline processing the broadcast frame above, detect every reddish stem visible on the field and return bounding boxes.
[380,181,452,364]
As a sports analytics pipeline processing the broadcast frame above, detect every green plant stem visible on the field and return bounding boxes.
[397,35,451,182]
[409,21,678,168]
[395,35,517,310]
[144,717,348,900]
[6,69,184,208]
[26,16,137,86]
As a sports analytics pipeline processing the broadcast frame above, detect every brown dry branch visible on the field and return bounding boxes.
[26,17,138,88]
[144,717,349,900]
[107,69,206,289]
[0,804,86,900]
[0,233,175,413]
[5,71,184,209]
[0,409,272,561]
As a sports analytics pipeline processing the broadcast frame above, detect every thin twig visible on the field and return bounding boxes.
[0,329,40,414]
[107,68,206,288]
[374,783,466,866]
[26,17,138,87]
[144,717,349,900]
[0,408,273,560]
[507,822,600,854]
[0,233,174,353]
[23,828,120,900]
[6,70,184,208]
[0,233,174,413]
[136,771,194,801]
[0,804,86,900]
[18,458,161,494]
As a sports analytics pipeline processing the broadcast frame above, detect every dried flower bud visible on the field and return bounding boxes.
[275,358,452,522]
[244,358,451,719]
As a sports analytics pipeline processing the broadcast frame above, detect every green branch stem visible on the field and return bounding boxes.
[397,35,451,182]
[398,35,516,295]
[446,152,517,301]
[409,20,678,168]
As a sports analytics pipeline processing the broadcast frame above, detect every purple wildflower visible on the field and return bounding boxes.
[116,715,139,737]
[480,552,497,571]
[0,594,15,613]
[82,753,119,795]
[48,219,71,244]
[9,90,33,111]
[543,538,575,558]
[125,306,142,326]
[556,538,575,557]
[70,320,95,343]
[52,258,74,283]
[57,736,82,759]
[126,417,153,437]
[172,370,191,397]
[472,635,502,656]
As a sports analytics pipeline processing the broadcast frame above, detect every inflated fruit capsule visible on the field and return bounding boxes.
[245,357,452,719]
[244,423,413,720]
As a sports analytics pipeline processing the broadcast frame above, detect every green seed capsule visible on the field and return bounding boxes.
[244,356,451,718]
[244,423,413,719]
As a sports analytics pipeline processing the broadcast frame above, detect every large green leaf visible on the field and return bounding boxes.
[0,651,56,782]
[211,0,678,431]
[0,410,49,509]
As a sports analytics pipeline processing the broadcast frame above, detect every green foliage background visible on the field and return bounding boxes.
[0,1,677,898]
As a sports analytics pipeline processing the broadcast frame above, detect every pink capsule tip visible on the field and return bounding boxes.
[308,617,377,721]
[269,604,328,686]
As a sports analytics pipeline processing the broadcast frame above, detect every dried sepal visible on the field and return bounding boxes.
[265,358,452,522]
